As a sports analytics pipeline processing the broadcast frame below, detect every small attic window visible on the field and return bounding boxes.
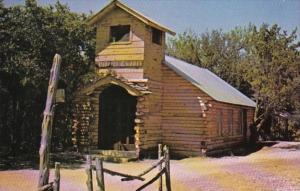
[152,28,162,45]
[110,25,130,42]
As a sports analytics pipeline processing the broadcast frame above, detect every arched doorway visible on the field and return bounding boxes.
[99,85,137,150]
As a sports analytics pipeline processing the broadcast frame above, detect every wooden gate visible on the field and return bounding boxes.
[86,144,171,191]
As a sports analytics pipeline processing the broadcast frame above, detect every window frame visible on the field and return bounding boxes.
[216,109,223,136]
[238,109,247,135]
[228,109,234,136]
[109,25,131,44]
[152,27,162,45]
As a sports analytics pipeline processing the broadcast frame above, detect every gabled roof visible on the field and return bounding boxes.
[164,55,256,108]
[87,0,176,35]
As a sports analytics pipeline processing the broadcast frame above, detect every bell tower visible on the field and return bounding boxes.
[87,0,175,153]
[88,0,175,80]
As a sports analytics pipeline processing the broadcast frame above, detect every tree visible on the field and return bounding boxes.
[0,0,96,154]
[243,24,300,140]
[167,28,253,96]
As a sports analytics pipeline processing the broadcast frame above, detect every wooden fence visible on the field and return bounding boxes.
[86,144,171,191]
[38,162,61,191]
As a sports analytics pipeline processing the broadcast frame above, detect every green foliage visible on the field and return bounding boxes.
[167,24,300,141]
[167,28,253,96]
[243,24,300,140]
[0,0,96,153]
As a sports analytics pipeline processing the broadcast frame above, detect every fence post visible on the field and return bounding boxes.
[158,144,162,191]
[164,146,171,191]
[95,157,105,191]
[86,155,93,191]
[38,54,61,189]
[53,162,60,191]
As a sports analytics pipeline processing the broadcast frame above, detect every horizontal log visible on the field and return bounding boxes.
[136,168,166,191]
[122,157,165,181]
[38,183,53,191]
[97,167,145,181]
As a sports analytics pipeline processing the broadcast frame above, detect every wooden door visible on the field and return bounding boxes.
[99,85,137,150]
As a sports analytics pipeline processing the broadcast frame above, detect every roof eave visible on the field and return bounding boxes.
[87,0,176,36]
[87,0,115,26]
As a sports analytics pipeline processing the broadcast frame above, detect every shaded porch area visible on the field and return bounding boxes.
[72,74,150,160]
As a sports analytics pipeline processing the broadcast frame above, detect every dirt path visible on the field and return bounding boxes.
[1,142,300,191]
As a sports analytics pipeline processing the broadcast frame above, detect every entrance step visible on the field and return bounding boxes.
[90,150,138,163]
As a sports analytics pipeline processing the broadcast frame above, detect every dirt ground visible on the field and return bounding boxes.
[1,142,300,191]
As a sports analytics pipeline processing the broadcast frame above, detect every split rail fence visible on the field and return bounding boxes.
[38,162,61,191]
[85,144,171,191]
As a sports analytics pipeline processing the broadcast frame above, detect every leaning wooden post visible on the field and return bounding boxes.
[86,155,93,191]
[164,146,171,191]
[158,144,162,191]
[53,162,60,191]
[95,158,105,191]
[38,54,61,189]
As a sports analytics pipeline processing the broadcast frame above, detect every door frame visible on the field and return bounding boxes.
[98,85,137,150]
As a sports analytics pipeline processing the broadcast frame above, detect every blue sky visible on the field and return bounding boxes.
[4,0,300,38]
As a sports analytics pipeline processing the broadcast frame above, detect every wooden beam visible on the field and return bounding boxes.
[38,54,61,189]
[95,158,105,191]
[86,155,93,191]
[164,146,171,191]
[158,144,163,191]
[53,162,60,191]
[135,168,166,191]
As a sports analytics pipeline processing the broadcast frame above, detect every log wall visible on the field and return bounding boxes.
[139,24,166,152]
[72,95,96,151]
[161,64,213,156]
[161,64,255,156]
[205,100,255,154]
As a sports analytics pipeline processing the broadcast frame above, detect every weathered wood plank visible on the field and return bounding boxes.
[53,162,60,191]
[95,158,105,191]
[135,168,165,191]
[158,144,162,191]
[85,155,93,191]
[38,54,61,188]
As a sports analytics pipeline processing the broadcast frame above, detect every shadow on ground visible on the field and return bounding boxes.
[208,141,278,158]
[2,141,298,170]
[0,152,39,170]
[0,151,85,170]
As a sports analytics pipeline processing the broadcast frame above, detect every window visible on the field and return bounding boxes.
[216,109,223,136]
[152,28,162,45]
[110,25,130,42]
[237,109,247,135]
[228,109,233,136]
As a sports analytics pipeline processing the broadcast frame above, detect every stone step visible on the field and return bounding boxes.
[95,155,138,163]
[91,150,138,159]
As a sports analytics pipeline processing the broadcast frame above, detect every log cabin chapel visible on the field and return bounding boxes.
[72,0,256,159]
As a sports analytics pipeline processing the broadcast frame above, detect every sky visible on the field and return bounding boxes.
[4,0,300,38]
